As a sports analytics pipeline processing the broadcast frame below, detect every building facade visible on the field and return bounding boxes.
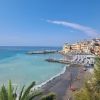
[62,38,100,56]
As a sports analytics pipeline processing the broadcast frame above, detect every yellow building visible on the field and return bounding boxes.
[71,43,81,51]
[80,43,90,53]
[63,43,71,53]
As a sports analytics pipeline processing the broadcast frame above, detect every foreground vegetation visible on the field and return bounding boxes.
[74,57,100,100]
[41,93,56,100]
[0,81,56,100]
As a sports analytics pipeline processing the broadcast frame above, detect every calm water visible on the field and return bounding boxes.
[0,46,64,88]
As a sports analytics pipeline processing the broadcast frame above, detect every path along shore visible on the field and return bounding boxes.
[40,64,90,100]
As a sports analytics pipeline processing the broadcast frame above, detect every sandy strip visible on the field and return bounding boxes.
[40,64,85,100]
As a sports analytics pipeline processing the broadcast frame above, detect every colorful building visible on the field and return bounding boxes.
[62,38,100,56]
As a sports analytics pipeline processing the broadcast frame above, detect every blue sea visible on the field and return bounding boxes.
[0,46,65,88]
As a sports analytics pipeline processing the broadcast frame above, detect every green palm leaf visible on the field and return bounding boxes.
[0,85,8,100]
[21,81,35,100]
[19,85,25,100]
[8,80,13,100]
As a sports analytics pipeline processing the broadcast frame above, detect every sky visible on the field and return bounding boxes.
[0,0,100,46]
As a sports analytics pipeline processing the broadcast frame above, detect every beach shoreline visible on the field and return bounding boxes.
[33,64,68,89]
[37,64,87,100]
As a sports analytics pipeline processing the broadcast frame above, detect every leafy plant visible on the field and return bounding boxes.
[41,92,56,100]
[0,81,41,100]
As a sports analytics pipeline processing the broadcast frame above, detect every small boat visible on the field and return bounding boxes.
[83,67,87,71]
[70,86,77,91]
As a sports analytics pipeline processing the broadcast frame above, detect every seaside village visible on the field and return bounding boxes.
[61,38,100,67]
[62,38,100,55]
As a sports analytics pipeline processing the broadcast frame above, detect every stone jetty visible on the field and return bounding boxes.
[26,50,58,55]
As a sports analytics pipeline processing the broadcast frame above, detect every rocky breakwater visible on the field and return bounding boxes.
[26,50,58,55]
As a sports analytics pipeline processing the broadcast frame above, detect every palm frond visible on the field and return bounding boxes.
[21,81,35,100]
[8,80,13,100]
[19,85,25,100]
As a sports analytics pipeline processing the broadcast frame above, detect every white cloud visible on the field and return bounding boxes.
[47,20,99,38]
